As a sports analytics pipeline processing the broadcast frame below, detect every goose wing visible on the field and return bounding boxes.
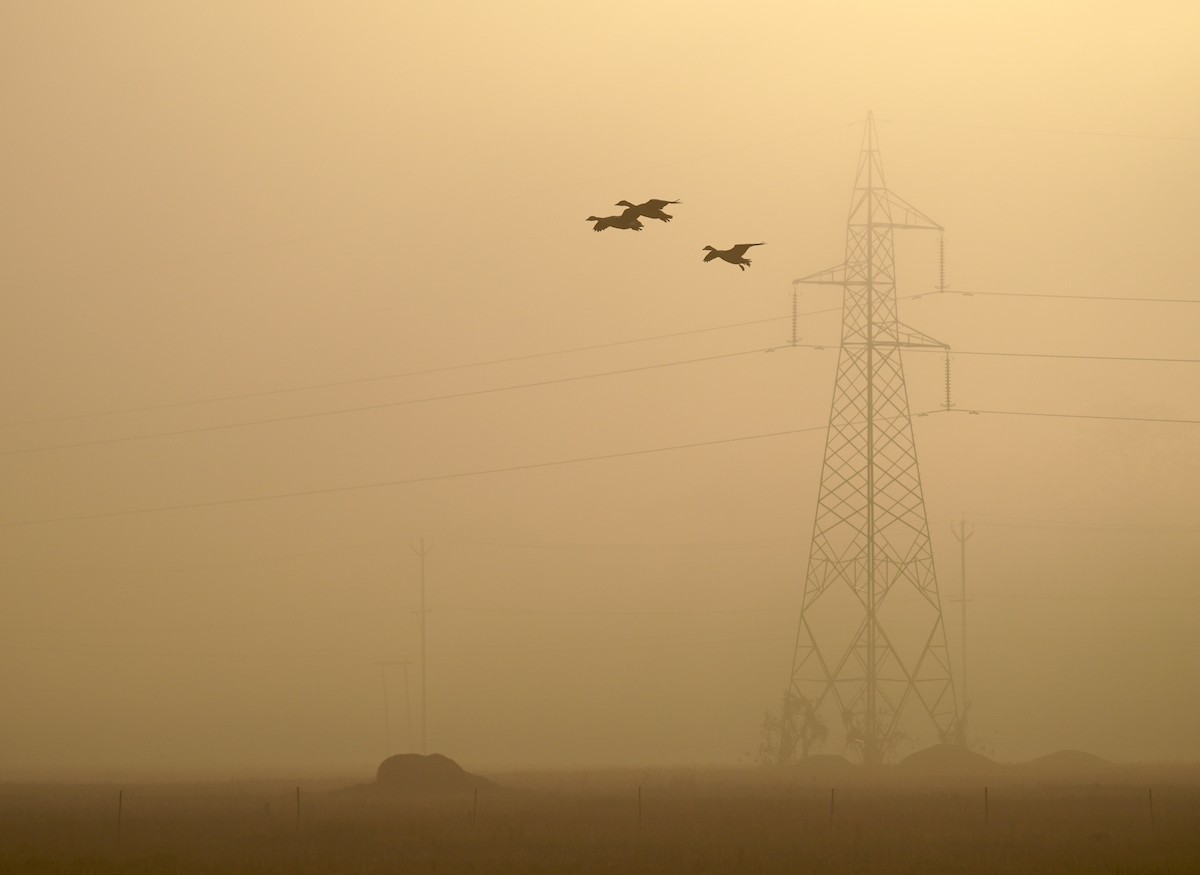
[728,242,765,257]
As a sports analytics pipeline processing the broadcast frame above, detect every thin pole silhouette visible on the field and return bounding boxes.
[412,538,434,754]
[403,662,413,753]
[951,513,975,735]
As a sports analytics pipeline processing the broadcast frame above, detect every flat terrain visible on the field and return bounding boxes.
[2,765,1198,873]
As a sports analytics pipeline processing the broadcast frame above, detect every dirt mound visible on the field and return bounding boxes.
[899,743,1002,775]
[372,754,494,794]
[1019,749,1115,776]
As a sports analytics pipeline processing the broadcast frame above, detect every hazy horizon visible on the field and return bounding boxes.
[3,2,1198,781]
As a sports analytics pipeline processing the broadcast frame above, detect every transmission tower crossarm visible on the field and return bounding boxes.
[881,190,943,231]
[890,323,950,350]
[794,263,849,286]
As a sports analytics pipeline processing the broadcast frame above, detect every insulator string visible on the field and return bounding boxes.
[944,352,954,411]
[791,285,799,347]
[938,232,946,294]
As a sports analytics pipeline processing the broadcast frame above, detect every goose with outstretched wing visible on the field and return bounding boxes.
[702,242,764,271]
[587,213,644,232]
[616,198,681,223]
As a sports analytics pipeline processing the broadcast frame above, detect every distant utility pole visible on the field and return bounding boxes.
[950,514,974,738]
[411,538,434,755]
[376,660,412,757]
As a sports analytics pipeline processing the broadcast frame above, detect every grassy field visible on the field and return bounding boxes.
[2,766,1198,874]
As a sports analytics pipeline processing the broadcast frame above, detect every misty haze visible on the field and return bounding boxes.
[2,2,1199,873]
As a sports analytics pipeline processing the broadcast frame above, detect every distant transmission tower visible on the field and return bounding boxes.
[780,112,958,765]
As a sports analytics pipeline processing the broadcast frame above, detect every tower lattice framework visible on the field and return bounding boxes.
[782,113,958,765]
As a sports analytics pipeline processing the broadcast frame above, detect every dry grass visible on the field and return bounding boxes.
[2,766,1198,874]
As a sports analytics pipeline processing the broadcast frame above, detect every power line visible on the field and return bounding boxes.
[433,631,793,661]
[434,605,782,616]
[934,288,1200,305]
[5,539,397,578]
[16,511,1193,577]
[7,335,1198,459]
[954,511,1200,534]
[0,421,836,528]
[918,347,1200,366]
[0,345,782,456]
[0,629,796,662]
[0,316,794,429]
[969,629,1200,649]
[877,117,1200,143]
[950,520,1199,535]
[948,408,1200,426]
[0,639,380,662]
[976,593,1200,602]
[11,284,1200,434]
[7,401,1196,527]
[5,290,951,430]
[8,536,803,578]
[441,535,803,551]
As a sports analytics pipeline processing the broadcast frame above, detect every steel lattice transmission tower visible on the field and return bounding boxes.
[779,113,959,765]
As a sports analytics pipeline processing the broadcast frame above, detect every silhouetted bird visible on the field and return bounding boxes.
[587,214,644,232]
[702,242,765,271]
[616,198,681,223]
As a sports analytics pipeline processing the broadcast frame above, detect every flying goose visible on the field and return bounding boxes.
[702,242,765,271]
[615,198,681,223]
[587,213,644,232]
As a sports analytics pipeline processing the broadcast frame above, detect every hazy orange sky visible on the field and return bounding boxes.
[2,2,1198,778]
